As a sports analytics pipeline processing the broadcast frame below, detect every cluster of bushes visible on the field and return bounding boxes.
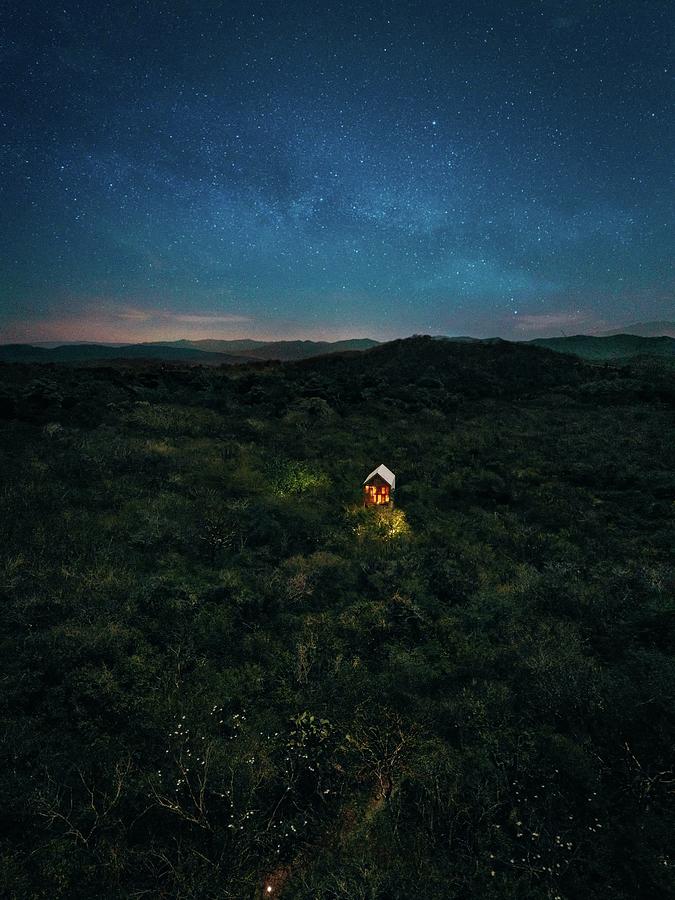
[0,337,673,898]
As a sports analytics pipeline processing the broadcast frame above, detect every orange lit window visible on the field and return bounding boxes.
[365,483,391,504]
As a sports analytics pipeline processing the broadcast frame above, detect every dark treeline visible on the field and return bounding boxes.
[0,337,673,898]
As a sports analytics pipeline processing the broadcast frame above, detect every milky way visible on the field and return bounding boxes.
[1,1,673,342]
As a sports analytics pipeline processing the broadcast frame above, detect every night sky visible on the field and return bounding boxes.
[2,1,673,343]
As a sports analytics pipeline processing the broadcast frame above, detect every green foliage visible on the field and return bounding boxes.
[0,337,673,898]
[352,505,412,544]
[267,457,330,497]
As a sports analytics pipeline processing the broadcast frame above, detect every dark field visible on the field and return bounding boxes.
[1,337,673,898]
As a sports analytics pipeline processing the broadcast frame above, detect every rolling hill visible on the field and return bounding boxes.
[597,320,675,338]
[0,338,380,365]
[530,334,675,360]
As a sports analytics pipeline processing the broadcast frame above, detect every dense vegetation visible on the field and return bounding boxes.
[0,337,673,899]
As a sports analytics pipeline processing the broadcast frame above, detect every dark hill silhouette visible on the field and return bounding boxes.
[0,343,255,365]
[287,334,589,401]
[530,334,675,360]
[242,338,379,359]
[146,338,268,352]
[597,320,675,338]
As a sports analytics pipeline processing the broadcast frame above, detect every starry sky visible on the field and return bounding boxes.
[1,0,673,343]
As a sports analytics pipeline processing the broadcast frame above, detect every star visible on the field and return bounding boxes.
[0,1,671,343]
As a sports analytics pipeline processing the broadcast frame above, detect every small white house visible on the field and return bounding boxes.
[363,464,395,507]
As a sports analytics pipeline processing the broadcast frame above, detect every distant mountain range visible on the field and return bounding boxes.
[150,338,380,360]
[0,343,253,365]
[1,325,673,365]
[530,334,675,361]
[0,338,380,365]
[596,321,675,338]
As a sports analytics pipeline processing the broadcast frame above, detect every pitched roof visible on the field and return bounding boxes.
[363,464,395,489]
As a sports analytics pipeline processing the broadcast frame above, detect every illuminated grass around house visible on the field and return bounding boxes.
[353,506,411,542]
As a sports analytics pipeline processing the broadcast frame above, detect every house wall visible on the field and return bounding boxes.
[363,475,393,506]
